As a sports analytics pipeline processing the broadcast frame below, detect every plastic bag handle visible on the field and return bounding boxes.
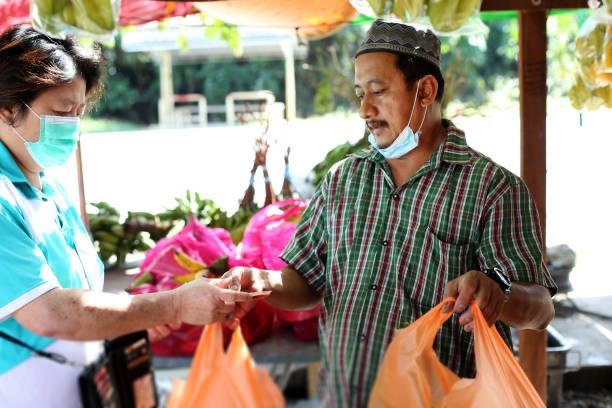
[408,297,456,351]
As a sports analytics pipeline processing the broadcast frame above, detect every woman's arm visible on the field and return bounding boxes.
[12,277,251,341]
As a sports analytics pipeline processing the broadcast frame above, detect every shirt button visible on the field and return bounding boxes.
[382,240,389,246]
[359,334,366,342]
[370,284,378,290]
[392,193,399,200]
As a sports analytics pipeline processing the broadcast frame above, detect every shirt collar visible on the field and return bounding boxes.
[0,141,28,183]
[0,141,49,200]
[439,119,473,165]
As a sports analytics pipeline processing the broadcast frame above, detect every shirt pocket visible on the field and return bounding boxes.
[405,225,472,317]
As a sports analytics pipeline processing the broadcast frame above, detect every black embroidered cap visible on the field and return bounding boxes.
[355,18,441,69]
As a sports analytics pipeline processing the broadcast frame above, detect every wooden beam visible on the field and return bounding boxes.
[76,141,89,230]
[482,0,587,11]
[518,9,549,404]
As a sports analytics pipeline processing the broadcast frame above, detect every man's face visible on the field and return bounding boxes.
[354,52,417,148]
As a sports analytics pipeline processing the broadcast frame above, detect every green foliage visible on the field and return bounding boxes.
[202,17,242,57]
[310,134,370,187]
[172,60,285,119]
[157,190,255,244]
[547,13,582,97]
[89,36,159,124]
[297,24,366,116]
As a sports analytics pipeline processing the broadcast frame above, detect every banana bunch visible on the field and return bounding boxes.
[33,0,117,36]
[569,19,612,110]
[569,74,612,110]
[88,202,153,269]
[575,23,612,88]
[427,0,480,33]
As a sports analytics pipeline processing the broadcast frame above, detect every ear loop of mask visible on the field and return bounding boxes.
[407,79,428,140]
[416,105,428,138]
[23,103,41,119]
[406,79,421,132]
[10,103,39,143]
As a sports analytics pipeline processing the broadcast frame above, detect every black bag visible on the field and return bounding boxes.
[0,330,157,408]
[79,352,120,408]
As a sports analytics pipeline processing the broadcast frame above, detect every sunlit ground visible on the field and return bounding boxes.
[50,101,610,298]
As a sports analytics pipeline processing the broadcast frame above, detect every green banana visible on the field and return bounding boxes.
[110,224,125,238]
[428,0,479,33]
[80,0,116,31]
[60,1,77,27]
[452,0,480,31]
[34,0,53,16]
[53,0,70,14]
[95,231,120,245]
[368,0,387,16]
[99,241,118,254]
[392,0,424,21]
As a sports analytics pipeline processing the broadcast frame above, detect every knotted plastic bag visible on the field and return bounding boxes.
[369,298,545,408]
[166,323,285,408]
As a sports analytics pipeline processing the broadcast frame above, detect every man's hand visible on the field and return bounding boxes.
[171,276,252,326]
[443,270,505,332]
[223,266,270,293]
[220,267,272,324]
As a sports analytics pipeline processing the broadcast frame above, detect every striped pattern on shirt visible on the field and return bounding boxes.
[281,120,556,408]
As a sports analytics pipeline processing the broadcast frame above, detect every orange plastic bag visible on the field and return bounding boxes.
[166,323,285,408]
[369,298,545,408]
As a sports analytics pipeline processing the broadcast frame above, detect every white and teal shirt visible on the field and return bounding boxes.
[0,141,104,407]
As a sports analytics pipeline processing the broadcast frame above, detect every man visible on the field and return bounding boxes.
[226,19,556,407]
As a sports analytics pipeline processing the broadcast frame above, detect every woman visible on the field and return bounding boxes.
[0,26,250,407]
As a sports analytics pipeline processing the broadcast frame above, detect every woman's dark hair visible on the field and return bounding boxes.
[0,25,105,119]
[394,52,445,103]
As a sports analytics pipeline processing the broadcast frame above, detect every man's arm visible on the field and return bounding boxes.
[499,281,554,330]
[225,265,321,313]
[12,277,251,341]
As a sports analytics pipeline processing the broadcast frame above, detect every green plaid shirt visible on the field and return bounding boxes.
[281,120,556,407]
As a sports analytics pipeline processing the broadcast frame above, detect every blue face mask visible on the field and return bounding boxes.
[368,80,427,160]
[12,104,80,168]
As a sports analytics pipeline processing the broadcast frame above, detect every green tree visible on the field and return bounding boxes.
[90,36,159,124]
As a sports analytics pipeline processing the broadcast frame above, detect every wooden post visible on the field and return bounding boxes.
[518,9,548,403]
[76,140,89,230]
